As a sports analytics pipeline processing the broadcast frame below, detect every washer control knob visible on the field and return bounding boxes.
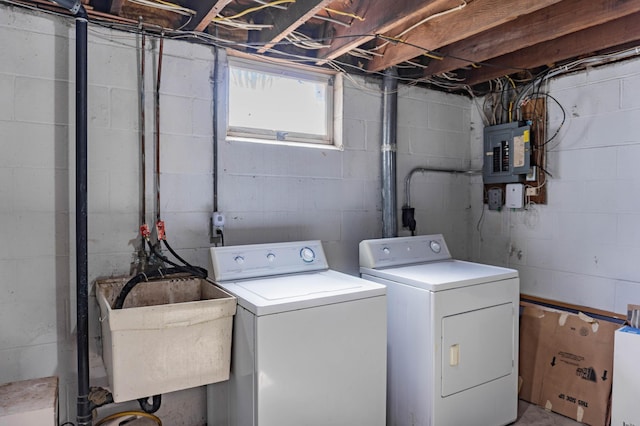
[266,253,276,262]
[300,247,316,263]
[234,255,245,265]
[382,247,390,255]
[430,240,442,253]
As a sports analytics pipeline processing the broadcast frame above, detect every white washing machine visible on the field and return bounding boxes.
[207,240,387,426]
[359,234,519,426]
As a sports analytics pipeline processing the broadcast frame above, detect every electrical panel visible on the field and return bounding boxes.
[483,122,531,184]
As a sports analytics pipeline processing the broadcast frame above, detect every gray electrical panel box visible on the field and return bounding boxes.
[483,122,531,184]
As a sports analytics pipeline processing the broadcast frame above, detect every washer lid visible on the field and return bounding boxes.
[217,270,386,315]
[360,259,518,291]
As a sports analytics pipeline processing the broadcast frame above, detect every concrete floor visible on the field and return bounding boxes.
[513,401,583,426]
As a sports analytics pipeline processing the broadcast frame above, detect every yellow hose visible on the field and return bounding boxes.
[95,411,162,426]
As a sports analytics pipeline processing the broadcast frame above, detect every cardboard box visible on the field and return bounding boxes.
[519,306,619,425]
[611,326,640,426]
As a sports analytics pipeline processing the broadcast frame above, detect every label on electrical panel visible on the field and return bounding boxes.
[513,135,525,168]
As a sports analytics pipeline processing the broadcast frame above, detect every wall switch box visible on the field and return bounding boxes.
[505,183,524,209]
[487,188,503,211]
[525,187,538,197]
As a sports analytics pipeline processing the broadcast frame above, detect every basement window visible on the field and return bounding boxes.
[227,57,342,148]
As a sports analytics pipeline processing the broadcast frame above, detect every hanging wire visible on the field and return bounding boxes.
[323,7,365,22]
[212,0,295,22]
[5,0,640,94]
[127,0,195,16]
[368,1,467,53]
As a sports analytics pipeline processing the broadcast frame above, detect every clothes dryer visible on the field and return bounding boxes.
[360,234,519,426]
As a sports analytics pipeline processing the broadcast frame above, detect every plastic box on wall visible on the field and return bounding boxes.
[96,276,236,403]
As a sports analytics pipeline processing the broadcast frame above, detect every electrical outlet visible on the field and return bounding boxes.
[212,212,225,228]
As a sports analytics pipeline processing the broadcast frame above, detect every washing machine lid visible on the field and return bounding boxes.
[217,270,386,315]
[360,259,517,291]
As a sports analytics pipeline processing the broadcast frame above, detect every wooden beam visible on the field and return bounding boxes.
[315,0,457,64]
[256,0,334,53]
[424,0,640,77]
[367,0,562,72]
[463,12,640,86]
[109,0,124,15]
[521,294,626,322]
[182,0,234,32]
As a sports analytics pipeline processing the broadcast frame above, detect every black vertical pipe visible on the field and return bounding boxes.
[212,47,219,213]
[74,7,92,426]
[140,32,146,229]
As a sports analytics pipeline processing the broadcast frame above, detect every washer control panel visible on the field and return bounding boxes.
[359,234,452,269]
[211,240,328,281]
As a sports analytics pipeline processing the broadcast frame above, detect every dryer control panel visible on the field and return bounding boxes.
[210,240,328,281]
[359,234,452,269]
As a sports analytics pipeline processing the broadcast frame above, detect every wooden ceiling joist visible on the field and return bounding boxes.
[183,0,233,32]
[314,0,457,64]
[255,0,333,53]
[109,0,124,15]
[22,0,640,91]
[424,0,640,78]
[463,12,640,87]
[367,0,563,72]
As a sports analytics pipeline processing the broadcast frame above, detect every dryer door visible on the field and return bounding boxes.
[441,302,514,397]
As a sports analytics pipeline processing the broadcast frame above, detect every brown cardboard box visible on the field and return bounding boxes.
[519,306,619,425]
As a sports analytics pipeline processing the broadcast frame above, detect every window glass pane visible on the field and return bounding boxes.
[228,62,329,138]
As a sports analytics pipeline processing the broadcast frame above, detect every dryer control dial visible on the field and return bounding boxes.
[382,247,390,255]
[300,247,316,263]
[234,255,245,265]
[266,253,276,262]
[429,240,442,253]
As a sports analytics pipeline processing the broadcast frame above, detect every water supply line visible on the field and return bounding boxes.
[47,0,90,423]
[402,167,481,235]
[155,35,164,227]
[135,28,150,273]
[381,68,398,238]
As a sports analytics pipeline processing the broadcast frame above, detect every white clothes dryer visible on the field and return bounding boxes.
[359,234,519,426]
[208,240,386,426]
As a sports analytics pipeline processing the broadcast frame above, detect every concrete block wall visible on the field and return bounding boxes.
[1,5,214,424]
[219,76,476,274]
[470,55,640,314]
[396,87,480,259]
[2,3,477,423]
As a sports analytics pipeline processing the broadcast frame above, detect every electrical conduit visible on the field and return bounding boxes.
[381,68,398,238]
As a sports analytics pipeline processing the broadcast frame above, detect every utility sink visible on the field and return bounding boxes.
[96,276,236,403]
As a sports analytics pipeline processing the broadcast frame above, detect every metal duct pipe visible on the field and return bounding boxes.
[381,68,398,238]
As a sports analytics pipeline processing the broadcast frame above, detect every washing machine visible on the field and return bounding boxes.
[359,234,519,426]
[207,240,387,426]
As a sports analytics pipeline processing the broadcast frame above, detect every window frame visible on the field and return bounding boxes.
[226,54,343,149]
